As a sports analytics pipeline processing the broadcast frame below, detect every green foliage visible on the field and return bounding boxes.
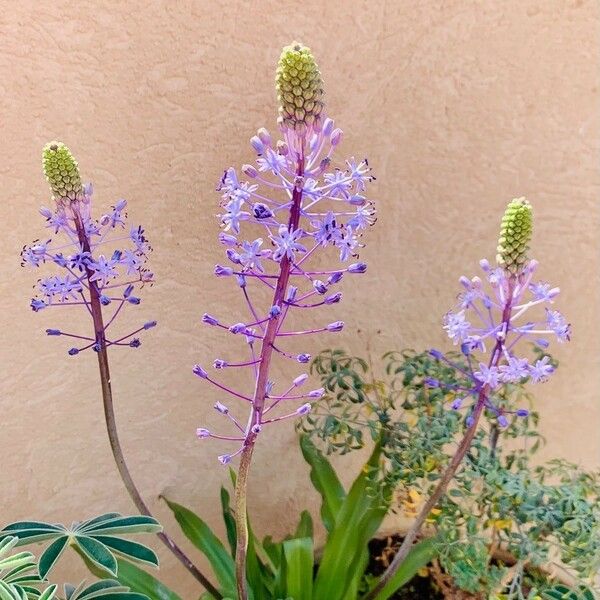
[0,534,149,600]
[156,436,432,600]
[0,536,56,600]
[62,580,148,600]
[0,515,161,580]
[303,348,600,598]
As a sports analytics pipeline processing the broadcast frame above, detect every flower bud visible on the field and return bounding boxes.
[327,321,344,332]
[196,428,210,438]
[214,265,234,277]
[42,142,83,201]
[308,388,324,398]
[348,262,367,274]
[293,373,308,387]
[214,401,229,414]
[202,313,219,326]
[297,353,311,363]
[496,197,533,275]
[313,279,327,294]
[324,292,342,304]
[229,323,247,334]
[296,403,312,415]
[193,364,208,379]
[276,42,324,131]
[242,164,258,178]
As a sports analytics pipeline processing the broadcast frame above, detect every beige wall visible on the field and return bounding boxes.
[1,1,598,596]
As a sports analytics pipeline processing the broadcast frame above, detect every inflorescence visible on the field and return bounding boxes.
[195,42,376,464]
[428,198,570,427]
[22,142,155,355]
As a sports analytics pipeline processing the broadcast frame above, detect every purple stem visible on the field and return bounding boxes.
[72,212,222,599]
[363,278,516,600]
[234,144,305,600]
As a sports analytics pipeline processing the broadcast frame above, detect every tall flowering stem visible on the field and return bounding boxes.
[364,198,570,599]
[24,143,221,598]
[195,43,376,598]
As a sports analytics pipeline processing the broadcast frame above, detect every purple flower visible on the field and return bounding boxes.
[311,211,341,247]
[239,238,268,272]
[443,311,472,345]
[545,309,571,342]
[194,48,376,464]
[499,356,530,383]
[24,150,155,357]
[270,225,307,262]
[529,356,554,382]
[474,363,500,389]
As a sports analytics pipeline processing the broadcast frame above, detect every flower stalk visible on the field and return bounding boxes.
[196,43,376,598]
[26,142,222,599]
[364,198,569,599]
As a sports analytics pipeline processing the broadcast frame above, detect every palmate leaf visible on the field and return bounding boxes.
[63,579,148,600]
[0,537,56,600]
[0,515,161,580]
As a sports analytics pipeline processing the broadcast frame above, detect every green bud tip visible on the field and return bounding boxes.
[496,197,533,275]
[42,141,82,201]
[276,42,324,131]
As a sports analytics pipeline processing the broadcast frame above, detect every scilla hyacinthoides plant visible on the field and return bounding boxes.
[194,42,376,598]
[365,197,571,599]
[21,143,221,598]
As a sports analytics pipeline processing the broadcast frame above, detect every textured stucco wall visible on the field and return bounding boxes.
[1,1,598,596]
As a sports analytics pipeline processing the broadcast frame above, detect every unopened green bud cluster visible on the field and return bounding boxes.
[276,42,324,130]
[496,197,533,274]
[42,142,82,201]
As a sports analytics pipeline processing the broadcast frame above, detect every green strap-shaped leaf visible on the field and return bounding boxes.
[92,537,158,568]
[219,487,237,558]
[0,580,20,600]
[300,436,346,532]
[0,529,62,545]
[81,517,161,536]
[37,585,57,600]
[75,536,118,576]
[369,538,437,600]
[282,537,313,600]
[75,514,122,531]
[293,511,313,540]
[313,444,385,600]
[163,499,235,595]
[1,523,62,533]
[38,536,69,579]
[110,559,183,600]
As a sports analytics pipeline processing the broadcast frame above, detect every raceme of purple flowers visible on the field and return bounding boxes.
[22,187,155,355]
[428,258,570,428]
[194,119,376,464]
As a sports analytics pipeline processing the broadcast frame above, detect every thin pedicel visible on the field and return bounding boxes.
[194,43,376,598]
[23,143,221,598]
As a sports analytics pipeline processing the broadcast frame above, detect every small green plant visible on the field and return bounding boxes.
[0,515,160,600]
[301,348,600,598]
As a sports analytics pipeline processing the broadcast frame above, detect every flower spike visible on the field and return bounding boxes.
[276,42,324,131]
[24,143,155,354]
[496,197,533,274]
[42,141,83,201]
[200,44,377,599]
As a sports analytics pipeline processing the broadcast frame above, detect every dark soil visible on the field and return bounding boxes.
[366,535,445,599]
